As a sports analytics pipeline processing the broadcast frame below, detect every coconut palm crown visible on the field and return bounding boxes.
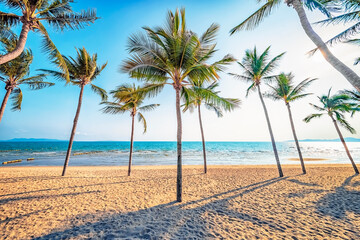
[0,0,98,80]
[0,32,53,123]
[265,73,316,103]
[304,89,357,133]
[182,81,240,117]
[41,47,108,95]
[231,46,285,96]
[121,8,235,202]
[102,84,160,133]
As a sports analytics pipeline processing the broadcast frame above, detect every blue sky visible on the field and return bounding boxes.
[0,0,359,141]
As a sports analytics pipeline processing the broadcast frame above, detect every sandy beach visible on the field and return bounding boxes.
[0,165,359,239]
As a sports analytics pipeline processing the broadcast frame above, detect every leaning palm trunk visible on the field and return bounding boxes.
[0,24,30,65]
[290,0,360,91]
[0,88,12,123]
[128,114,135,176]
[175,86,183,202]
[257,85,284,177]
[331,116,359,174]
[62,84,85,176]
[286,103,306,174]
[198,105,207,174]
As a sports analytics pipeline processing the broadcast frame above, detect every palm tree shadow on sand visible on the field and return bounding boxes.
[316,174,360,219]
[33,176,289,239]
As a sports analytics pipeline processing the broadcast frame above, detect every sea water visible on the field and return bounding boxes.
[0,141,359,167]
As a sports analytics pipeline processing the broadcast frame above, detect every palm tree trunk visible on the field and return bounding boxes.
[62,84,85,176]
[331,116,359,174]
[198,105,207,174]
[175,87,183,202]
[286,102,306,174]
[0,88,12,124]
[128,114,135,176]
[0,23,30,65]
[257,85,284,177]
[290,0,360,91]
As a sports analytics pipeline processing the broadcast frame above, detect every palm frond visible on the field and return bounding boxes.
[335,111,356,133]
[101,102,129,114]
[138,103,160,112]
[303,0,333,17]
[303,113,324,122]
[230,0,281,34]
[10,87,22,111]
[90,84,107,101]
[38,22,70,82]
[137,112,147,133]
[21,74,54,90]
[0,11,20,26]
[205,102,223,117]
[40,9,98,31]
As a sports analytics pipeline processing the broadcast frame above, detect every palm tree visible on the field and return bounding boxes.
[0,32,53,123]
[0,0,98,80]
[101,84,159,176]
[182,81,240,174]
[231,46,285,177]
[230,0,360,91]
[121,8,235,202]
[304,89,359,174]
[266,73,316,174]
[41,47,107,176]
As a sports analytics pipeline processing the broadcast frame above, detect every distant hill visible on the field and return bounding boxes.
[1,138,65,142]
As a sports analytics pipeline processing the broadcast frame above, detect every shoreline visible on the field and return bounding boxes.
[0,163,356,169]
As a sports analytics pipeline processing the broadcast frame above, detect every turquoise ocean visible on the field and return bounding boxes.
[1,141,360,167]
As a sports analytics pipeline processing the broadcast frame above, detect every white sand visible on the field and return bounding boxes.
[0,165,359,239]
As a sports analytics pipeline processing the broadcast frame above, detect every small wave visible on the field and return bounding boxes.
[73,151,103,156]
[33,152,58,155]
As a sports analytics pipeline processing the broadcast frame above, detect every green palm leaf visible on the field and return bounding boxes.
[10,88,22,111]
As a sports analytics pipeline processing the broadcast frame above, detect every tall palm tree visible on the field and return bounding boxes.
[266,73,316,174]
[182,81,240,174]
[231,46,285,177]
[102,84,159,176]
[304,89,359,174]
[41,47,107,176]
[230,0,360,91]
[121,8,235,202]
[0,32,53,123]
[0,0,98,80]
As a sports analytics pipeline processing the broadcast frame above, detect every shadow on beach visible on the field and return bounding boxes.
[1,167,360,239]
[316,174,360,219]
[33,177,287,239]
